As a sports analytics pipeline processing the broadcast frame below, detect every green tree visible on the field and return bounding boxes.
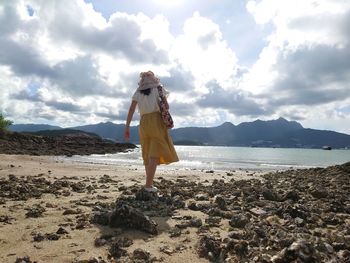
[0,113,13,131]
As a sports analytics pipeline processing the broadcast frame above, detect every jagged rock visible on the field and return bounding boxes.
[56,227,69,235]
[229,213,249,228]
[249,207,267,217]
[337,250,350,261]
[197,235,225,261]
[160,245,175,255]
[195,193,209,201]
[132,248,151,261]
[94,237,108,247]
[0,215,15,224]
[45,233,60,240]
[63,208,82,215]
[90,212,110,226]
[109,202,158,234]
[187,200,199,211]
[172,195,186,209]
[190,217,203,228]
[271,240,319,263]
[135,188,158,201]
[115,237,133,247]
[282,190,300,202]
[310,189,328,199]
[25,204,46,218]
[33,233,45,242]
[15,256,34,263]
[214,195,227,210]
[0,130,136,156]
[109,242,127,258]
[169,227,182,237]
[205,216,221,227]
[262,189,281,201]
[71,182,86,193]
[228,230,246,240]
[226,239,249,256]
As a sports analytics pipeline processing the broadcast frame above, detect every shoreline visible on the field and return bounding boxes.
[0,154,349,262]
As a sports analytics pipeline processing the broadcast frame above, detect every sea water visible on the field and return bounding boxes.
[62,146,350,171]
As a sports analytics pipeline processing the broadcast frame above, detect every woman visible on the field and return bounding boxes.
[124,71,179,192]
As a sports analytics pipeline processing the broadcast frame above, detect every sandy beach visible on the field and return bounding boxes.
[0,154,262,263]
[0,154,349,263]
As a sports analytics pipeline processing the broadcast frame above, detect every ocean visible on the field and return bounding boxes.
[61,146,350,172]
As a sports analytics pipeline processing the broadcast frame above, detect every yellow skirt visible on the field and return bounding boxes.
[139,112,179,165]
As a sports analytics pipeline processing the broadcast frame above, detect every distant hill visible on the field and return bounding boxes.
[10,124,61,132]
[173,140,204,146]
[25,129,101,138]
[10,118,350,149]
[70,122,138,142]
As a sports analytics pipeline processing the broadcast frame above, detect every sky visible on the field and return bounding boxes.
[0,0,350,134]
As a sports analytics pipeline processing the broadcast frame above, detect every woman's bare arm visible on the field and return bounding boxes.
[124,100,137,140]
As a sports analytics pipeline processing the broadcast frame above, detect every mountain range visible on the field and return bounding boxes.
[9,117,350,149]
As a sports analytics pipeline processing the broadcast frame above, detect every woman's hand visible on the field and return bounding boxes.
[124,126,130,141]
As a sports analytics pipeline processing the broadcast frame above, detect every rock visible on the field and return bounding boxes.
[249,207,267,217]
[337,250,350,261]
[25,205,46,218]
[229,213,249,228]
[187,201,199,211]
[228,230,246,240]
[45,233,60,240]
[15,257,34,263]
[262,189,281,201]
[115,237,133,247]
[197,235,224,261]
[295,217,305,227]
[0,215,15,224]
[63,208,82,215]
[33,233,45,242]
[195,193,209,201]
[214,195,227,210]
[109,242,127,259]
[169,227,182,237]
[226,240,249,256]
[282,190,300,202]
[310,188,328,199]
[190,217,203,228]
[56,227,69,235]
[109,202,158,234]
[205,216,221,227]
[94,237,108,247]
[271,240,319,263]
[135,188,158,201]
[132,248,151,261]
[71,182,86,193]
[160,245,175,255]
[172,195,186,209]
[90,212,110,226]
[0,130,136,156]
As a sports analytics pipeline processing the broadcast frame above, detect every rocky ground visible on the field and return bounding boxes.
[0,131,136,156]
[0,157,349,262]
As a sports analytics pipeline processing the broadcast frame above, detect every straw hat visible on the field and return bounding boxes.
[138,71,160,90]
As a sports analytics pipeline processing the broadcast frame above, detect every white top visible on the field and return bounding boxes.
[132,87,169,116]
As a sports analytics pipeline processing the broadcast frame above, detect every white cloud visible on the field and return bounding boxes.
[0,0,350,133]
[170,12,239,88]
[242,0,350,132]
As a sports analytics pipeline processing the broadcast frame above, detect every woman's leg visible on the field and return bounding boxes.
[145,158,159,187]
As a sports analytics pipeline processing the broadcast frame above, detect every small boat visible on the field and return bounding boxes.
[322,146,332,150]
